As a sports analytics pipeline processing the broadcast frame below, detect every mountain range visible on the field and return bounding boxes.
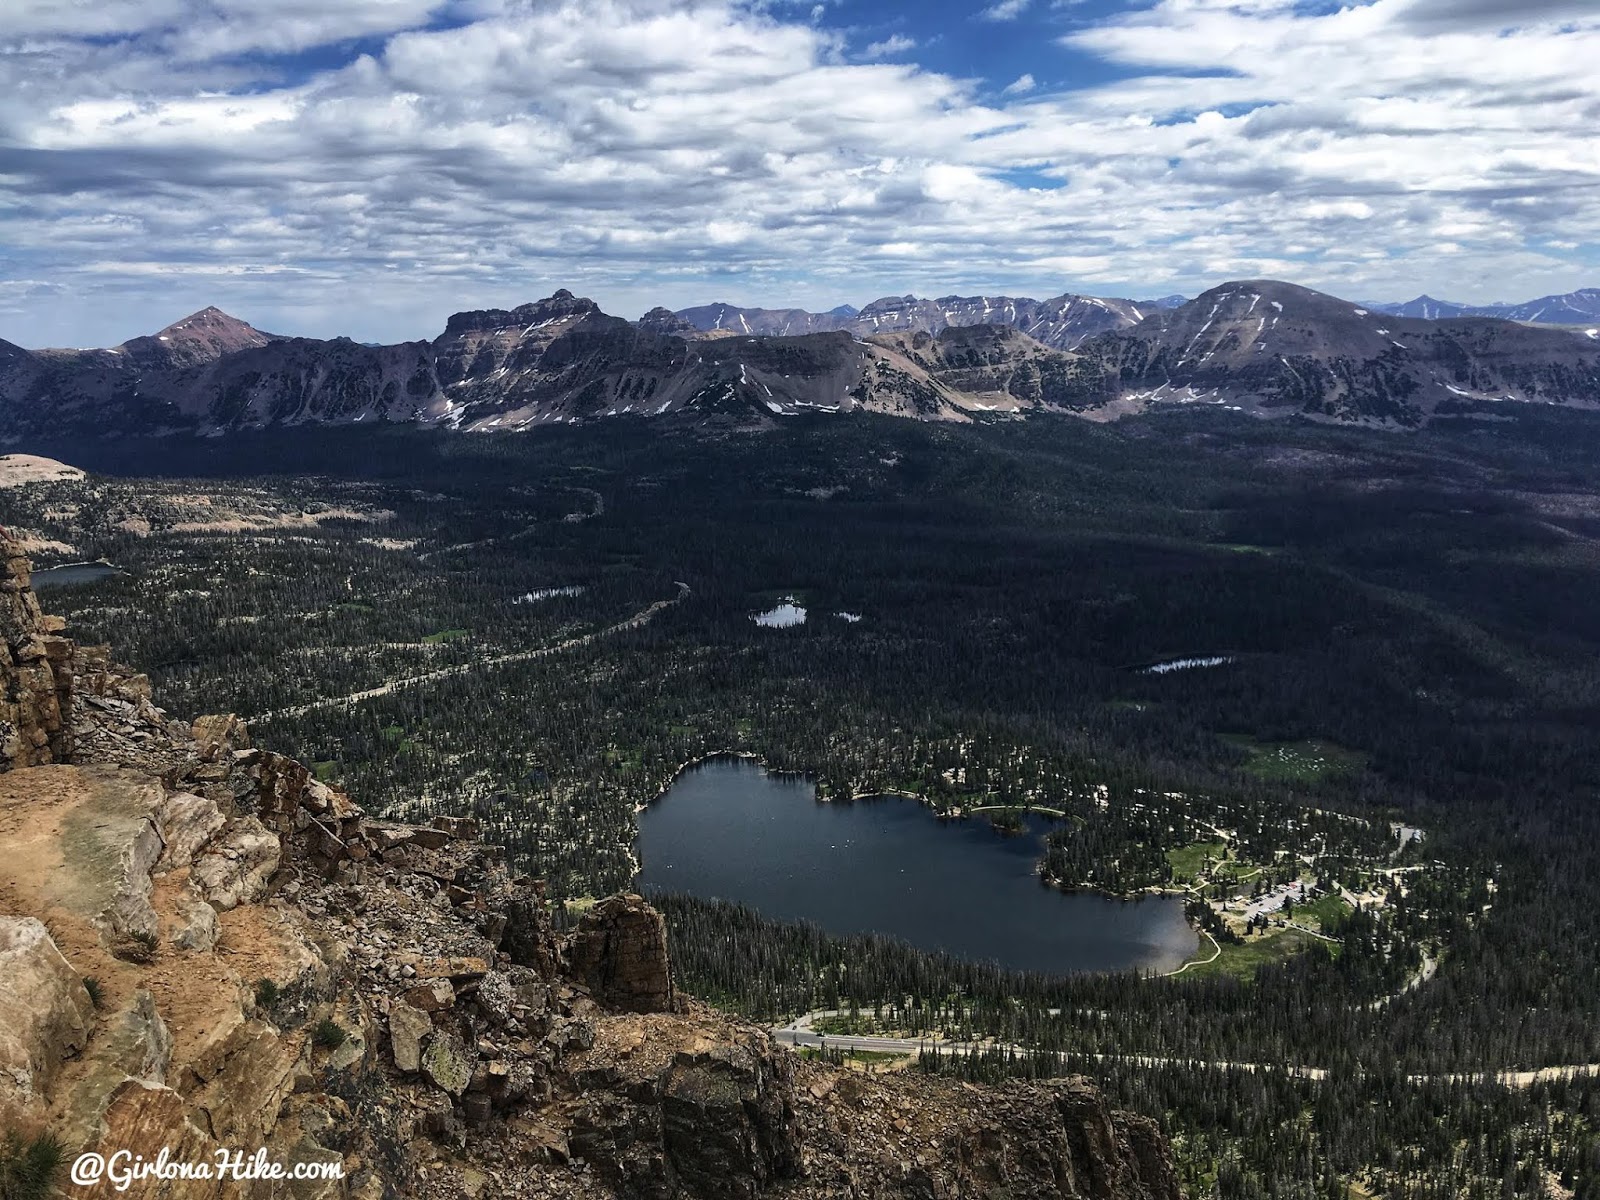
[668,292,1179,350]
[674,287,1600,345]
[1370,289,1600,325]
[2,280,1598,439]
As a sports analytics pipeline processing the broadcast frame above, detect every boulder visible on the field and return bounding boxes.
[88,1080,228,1200]
[191,816,280,911]
[421,1030,474,1097]
[190,713,250,762]
[96,812,165,946]
[661,1041,799,1199]
[326,1022,368,1073]
[401,979,455,1012]
[182,1017,298,1146]
[54,990,173,1152]
[414,956,488,981]
[388,1003,432,1073]
[156,790,226,870]
[171,890,220,952]
[0,916,96,1112]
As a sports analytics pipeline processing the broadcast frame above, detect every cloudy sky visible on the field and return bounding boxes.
[2,0,1597,347]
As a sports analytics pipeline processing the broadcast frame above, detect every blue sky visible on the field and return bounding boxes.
[2,0,1597,346]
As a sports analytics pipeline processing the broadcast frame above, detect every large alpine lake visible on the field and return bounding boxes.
[636,757,1197,975]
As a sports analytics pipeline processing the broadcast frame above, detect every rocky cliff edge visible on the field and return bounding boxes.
[0,536,1183,1200]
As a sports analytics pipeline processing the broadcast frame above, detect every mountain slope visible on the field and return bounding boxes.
[866,323,1118,413]
[674,291,1149,350]
[1077,280,1600,424]
[116,305,276,370]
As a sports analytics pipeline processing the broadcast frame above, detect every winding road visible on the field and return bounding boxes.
[253,581,689,724]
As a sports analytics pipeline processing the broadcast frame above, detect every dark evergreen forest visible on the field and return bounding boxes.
[7,406,1600,1198]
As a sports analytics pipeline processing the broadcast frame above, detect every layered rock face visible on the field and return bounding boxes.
[567,894,679,1014]
[1,540,76,766]
[0,535,1183,1200]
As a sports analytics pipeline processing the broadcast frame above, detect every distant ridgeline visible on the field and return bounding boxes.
[3,279,1599,438]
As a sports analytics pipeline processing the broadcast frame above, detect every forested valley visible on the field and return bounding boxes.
[6,407,1600,1198]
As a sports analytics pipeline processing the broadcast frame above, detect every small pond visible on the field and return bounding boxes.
[752,597,807,628]
[31,562,121,590]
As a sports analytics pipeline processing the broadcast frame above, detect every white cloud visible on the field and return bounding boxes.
[1,0,1598,346]
[866,34,917,56]
[980,0,1031,20]
[1,0,445,56]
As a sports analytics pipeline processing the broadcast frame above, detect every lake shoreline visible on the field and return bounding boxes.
[636,750,1193,903]
[634,753,1200,975]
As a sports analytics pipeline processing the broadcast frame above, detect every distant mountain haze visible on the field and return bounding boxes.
[1370,289,1600,325]
[2,280,1597,439]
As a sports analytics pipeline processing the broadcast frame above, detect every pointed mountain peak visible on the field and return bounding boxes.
[154,305,260,337]
[117,305,272,367]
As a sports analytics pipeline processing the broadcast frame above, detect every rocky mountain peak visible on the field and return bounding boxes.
[636,306,699,336]
[441,291,601,337]
[116,305,273,369]
[515,289,599,322]
[860,294,922,313]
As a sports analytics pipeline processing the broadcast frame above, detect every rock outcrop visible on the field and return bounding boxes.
[0,917,97,1113]
[0,536,1184,1200]
[0,540,75,767]
[568,893,679,1014]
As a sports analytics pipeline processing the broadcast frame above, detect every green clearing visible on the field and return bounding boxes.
[1184,928,1326,981]
[421,628,470,644]
[381,726,418,753]
[842,1049,906,1064]
[1223,736,1367,783]
[813,1014,875,1036]
[1165,840,1228,883]
[1296,892,1354,933]
[311,760,339,782]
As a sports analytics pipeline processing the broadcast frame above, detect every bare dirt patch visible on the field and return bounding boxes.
[0,454,86,488]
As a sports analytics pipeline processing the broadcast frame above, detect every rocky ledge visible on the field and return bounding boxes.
[0,537,1182,1200]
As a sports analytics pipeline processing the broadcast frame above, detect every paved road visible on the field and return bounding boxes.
[771,1011,1598,1089]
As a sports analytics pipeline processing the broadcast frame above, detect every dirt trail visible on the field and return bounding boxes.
[0,765,305,1100]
